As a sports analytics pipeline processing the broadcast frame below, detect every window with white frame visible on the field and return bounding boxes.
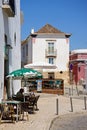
[48,42,54,54]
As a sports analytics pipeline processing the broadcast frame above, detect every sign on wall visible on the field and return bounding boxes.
[37,80,42,92]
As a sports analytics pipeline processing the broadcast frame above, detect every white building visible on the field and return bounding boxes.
[0,0,21,101]
[21,24,71,84]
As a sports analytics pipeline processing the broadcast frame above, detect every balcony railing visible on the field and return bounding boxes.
[45,49,57,57]
[2,0,15,17]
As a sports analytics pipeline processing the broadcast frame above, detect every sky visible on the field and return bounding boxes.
[21,0,87,51]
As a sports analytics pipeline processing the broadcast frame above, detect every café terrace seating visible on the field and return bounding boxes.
[12,94,40,120]
[0,103,15,123]
[0,94,40,122]
[0,100,21,123]
[24,95,40,113]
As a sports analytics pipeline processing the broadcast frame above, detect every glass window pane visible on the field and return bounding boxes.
[48,58,54,64]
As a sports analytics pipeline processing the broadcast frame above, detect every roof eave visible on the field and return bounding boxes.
[65,33,72,38]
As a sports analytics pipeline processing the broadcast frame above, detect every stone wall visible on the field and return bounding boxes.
[42,71,70,85]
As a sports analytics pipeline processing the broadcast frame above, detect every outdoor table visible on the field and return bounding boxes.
[0,100,21,122]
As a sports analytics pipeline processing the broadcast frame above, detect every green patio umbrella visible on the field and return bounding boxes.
[6,68,42,79]
[6,68,42,98]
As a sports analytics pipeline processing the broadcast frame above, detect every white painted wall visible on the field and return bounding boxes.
[8,0,21,94]
[56,38,69,71]
[32,34,69,72]
[33,37,46,63]
[21,38,32,65]
[0,0,21,100]
[0,1,5,101]
[22,33,69,72]
[28,38,32,63]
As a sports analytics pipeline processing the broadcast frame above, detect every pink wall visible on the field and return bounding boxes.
[70,53,87,84]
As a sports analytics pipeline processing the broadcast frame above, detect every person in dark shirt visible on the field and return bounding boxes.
[16,88,24,102]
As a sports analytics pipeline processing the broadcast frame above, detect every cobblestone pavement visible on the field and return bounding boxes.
[0,92,87,130]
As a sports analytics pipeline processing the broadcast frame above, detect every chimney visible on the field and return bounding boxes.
[31,28,34,34]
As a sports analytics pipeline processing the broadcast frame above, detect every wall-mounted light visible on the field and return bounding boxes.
[6,44,13,49]
[5,44,12,60]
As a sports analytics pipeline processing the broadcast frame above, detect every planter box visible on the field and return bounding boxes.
[42,88,64,95]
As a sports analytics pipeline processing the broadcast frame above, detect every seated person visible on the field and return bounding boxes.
[29,89,35,97]
[25,89,35,101]
[16,88,24,102]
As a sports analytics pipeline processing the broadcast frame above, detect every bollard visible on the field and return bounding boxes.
[76,85,79,96]
[56,98,58,115]
[69,88,71,96]
[71,85,73,95]
[84,96,86,110]
[70,97,73,112]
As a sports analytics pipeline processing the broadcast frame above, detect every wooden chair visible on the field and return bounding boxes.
[25,95,40,112]
[34,95,40,111]
[28,96,36,114]
[0,104,15,123]
[21,102,29,121]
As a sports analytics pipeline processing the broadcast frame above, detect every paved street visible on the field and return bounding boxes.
[0,91,87,130]
[50,112,87,130]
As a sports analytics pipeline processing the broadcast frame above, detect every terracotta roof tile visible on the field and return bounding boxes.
[36,24,64,34]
